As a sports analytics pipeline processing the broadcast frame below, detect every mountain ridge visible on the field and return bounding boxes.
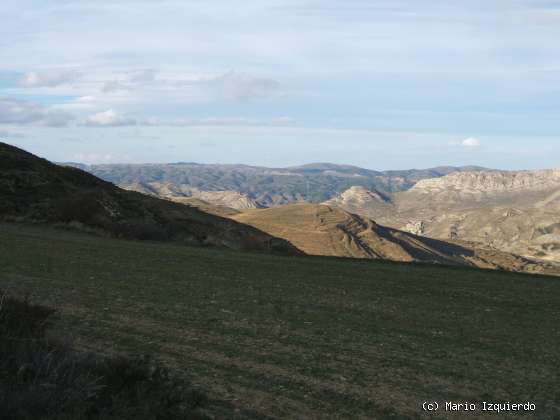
[63,161,488,207]
[411,169,560,193]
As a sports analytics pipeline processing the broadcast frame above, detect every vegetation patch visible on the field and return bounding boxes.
[0,291,208,420]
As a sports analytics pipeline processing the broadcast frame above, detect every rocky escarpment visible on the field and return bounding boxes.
[123,182,259,210]
[324,186,392,206]
[411,170,560,194]
[327,169,560,263]
[322,186,394,219]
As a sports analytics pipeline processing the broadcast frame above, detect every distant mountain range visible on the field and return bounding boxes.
[65,162,487,207]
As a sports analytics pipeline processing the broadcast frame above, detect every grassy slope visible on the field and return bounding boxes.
[1,222,559,419]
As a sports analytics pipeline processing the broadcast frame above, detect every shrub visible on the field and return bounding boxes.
[0,293,54,338]
[53,193,105,224]
[0,291,208,420]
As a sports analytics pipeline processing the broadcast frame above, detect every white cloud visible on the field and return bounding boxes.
[71,152,116,164]
[0,97,73,127]
[213,71,280,101]
[77,96,97,103]
[84,109,136,127]
[18,69,80,88]
[461,137,481,147]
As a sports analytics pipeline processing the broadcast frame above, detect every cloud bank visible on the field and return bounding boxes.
[0,97,73,127]
[1,1,560,168]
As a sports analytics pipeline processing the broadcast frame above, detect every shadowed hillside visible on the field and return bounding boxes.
[0,143,299,255]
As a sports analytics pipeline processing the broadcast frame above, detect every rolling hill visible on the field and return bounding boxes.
[231,203,556,275]
[0,142,298,255]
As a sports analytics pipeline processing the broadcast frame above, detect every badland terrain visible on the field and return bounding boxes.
[70,157,560,268]
[2,142,560,418]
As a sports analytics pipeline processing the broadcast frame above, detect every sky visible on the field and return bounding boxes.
[1,0,560,170]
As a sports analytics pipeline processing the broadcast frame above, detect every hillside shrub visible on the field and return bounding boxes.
[54,193,105,224]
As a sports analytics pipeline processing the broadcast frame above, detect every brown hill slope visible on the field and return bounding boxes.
[0,143,299,255]
[232,203,554,274]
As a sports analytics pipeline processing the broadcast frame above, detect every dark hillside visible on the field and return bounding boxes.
[0,143,299,255]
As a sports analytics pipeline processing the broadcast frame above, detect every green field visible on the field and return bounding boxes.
[1,222,559,419]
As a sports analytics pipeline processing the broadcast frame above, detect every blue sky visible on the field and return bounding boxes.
[1,0,560,169]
